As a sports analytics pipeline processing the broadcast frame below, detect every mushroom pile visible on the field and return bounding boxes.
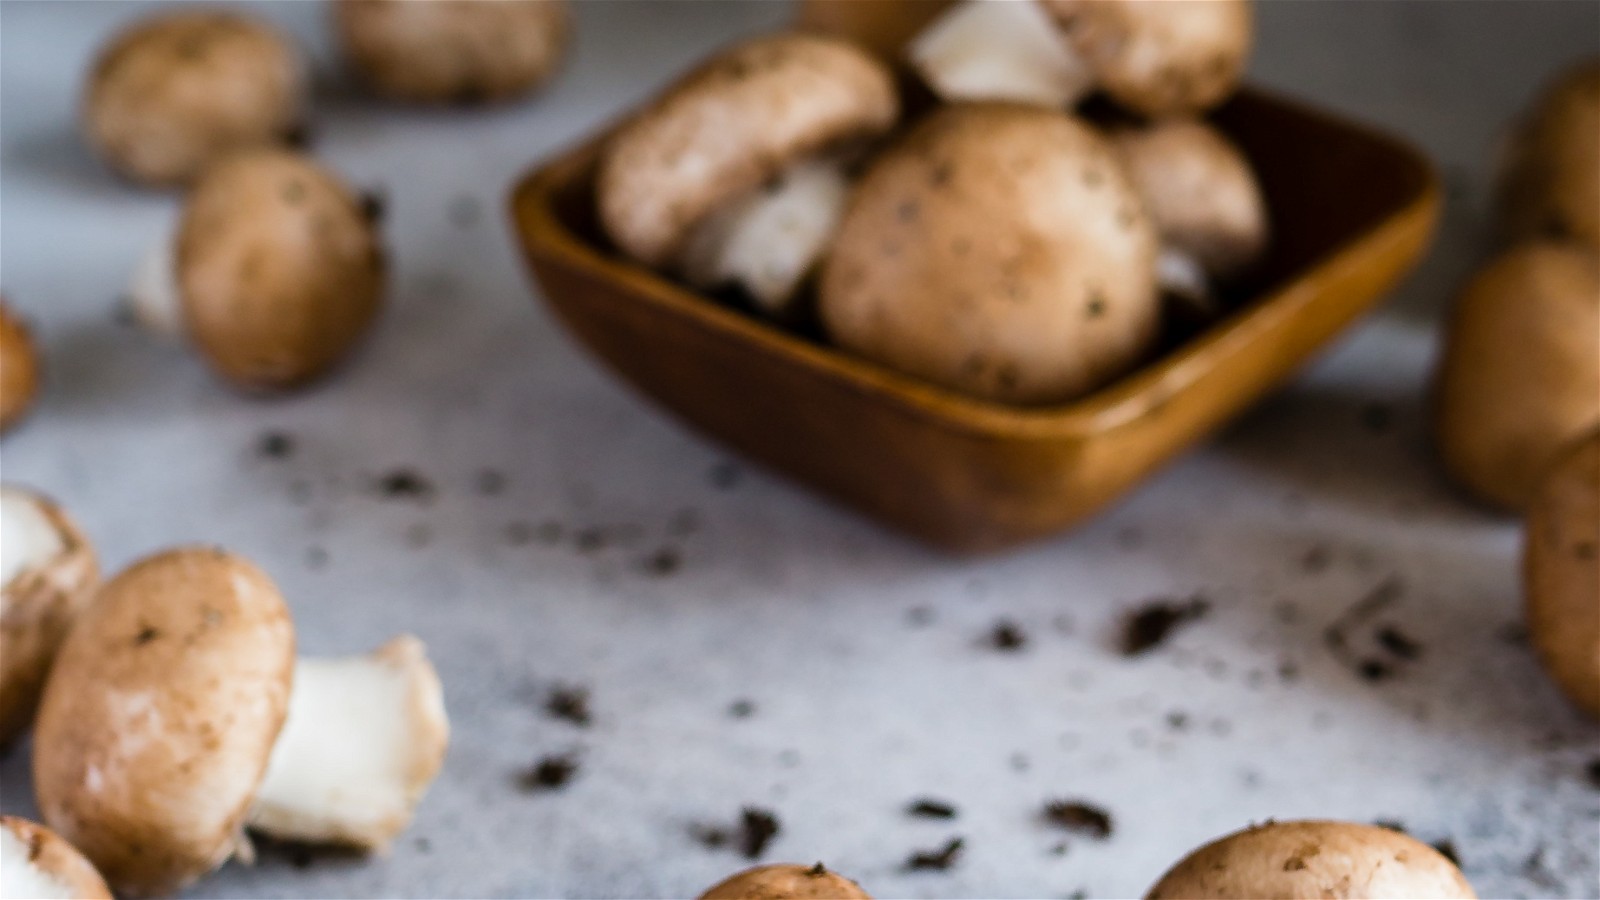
[596,4,1267,405]
[1430,58,1600,720]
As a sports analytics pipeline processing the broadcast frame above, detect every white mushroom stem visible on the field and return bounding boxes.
[247,635,449,851]
[0,488,65,588]
[677,158,852,316]
[0,825,76,900]
[1156,246,1218,316]
[126,232,185,340]
[908,0,1093,108]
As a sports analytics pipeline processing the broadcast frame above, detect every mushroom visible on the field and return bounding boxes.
[1433,241,1600,510]
[596,33,899,318]
[908,0,1252,117]
[174,149,386,390]
[1496,59,1599,249]
[0,486,97,746]
[334,0,571,105]
[1146,820,1476,899]
[1524,429,1600,719]
[0,816,112,900]
[32,547,449,897]
[1110,118,1268,316]
[81,11,307,187]
[818,103,1160,405]
[700,863,872,899]
[0,300,40,436]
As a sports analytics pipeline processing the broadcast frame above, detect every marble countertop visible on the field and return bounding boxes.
[1,1,1596,897]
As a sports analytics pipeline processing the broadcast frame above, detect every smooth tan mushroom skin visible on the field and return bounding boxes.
[597,33,898,269]
[0,488,98,746]
[699,863,872,900]
[1497,60,1599,249]
[1146,820,1476,900]
[178,150,386,391]
[0,301,40,436]
[1111,119,1267,281]
[1433,241,1600,510]
[0,816,113,900]
[335,0,570,104]
[33,547,295,898]
[1042,0,1253,118]
[1525,431,1600,718]
[819,103,1160,405]
[81,12,306,187]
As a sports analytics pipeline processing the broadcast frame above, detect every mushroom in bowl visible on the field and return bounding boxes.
[596,33,899,320]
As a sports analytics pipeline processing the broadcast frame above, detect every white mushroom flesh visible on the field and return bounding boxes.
[249,635,448,849]
[0,826,76,900]
[126,232,184,340]
[0,488,65,589]
[908,0,1093,108]
[678,158,851,315]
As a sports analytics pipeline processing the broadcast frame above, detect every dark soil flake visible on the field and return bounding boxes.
[1122,597,1210,655]
[376,469,434,501]
[1042,801,1114,839]
[1587,758,1600,790]
[906,799,958,820]
[257,431,295,460]
[904,837,964,872]
[545,685,592,727]
[518,754,578,792]
[737,807,781,858]
[989,619,1027,652]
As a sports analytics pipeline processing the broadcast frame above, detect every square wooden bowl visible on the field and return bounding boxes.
[509,88,1439,554]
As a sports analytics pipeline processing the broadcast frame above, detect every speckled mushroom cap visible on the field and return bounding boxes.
[32,547,295,898]
[334,0,571,104]
[1145,820,1476,899]
[819,103,1160,405]
[596,32,899,269]
[699,863,873,900]
[1497,59,1600,248]
[81,11,307,186]
[1041,0,1253,118]
[1525,430,1600,718]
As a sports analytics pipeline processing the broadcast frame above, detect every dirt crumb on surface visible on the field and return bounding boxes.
[518,754,578,792]
[257,431,295,460]
[1042,800,1114,839]
[988,619,1027,651]
[1122,597,1210,655]
[906,799,958,819]
[376,468,434,501]
[545,685,592,727]
[904,837,963,872]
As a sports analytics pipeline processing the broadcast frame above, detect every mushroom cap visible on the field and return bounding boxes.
[1525,429,1600,718]
[81,11,307,186]
[0,300,40,436]
[0,486,98,746]
[32,546,295,898]
[1434,241,1600,510]
[177,149,386,391]
[1111,118,1267,279]
[334,0,571,104]
[1042,0,1253,118]
[1497,59,1600,249]
[597,32,898,268]
[699,863,873,900]
[1146,820,1476,899]
[819,103,1160,405]
[0,816,113,900]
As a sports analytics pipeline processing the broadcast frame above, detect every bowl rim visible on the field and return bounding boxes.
[509,86,1439,441]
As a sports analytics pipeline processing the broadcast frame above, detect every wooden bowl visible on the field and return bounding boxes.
[509,89,1439,553]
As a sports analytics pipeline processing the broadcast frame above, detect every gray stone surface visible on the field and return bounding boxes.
[1,1,1597,897]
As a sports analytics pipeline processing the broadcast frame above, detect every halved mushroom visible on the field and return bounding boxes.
[1111,119,1268,317]
[334,0,571,105]
[0,486,97,746]
[1434,241,1600,510]
[1496,59,1599,249]
[700,863,872,899]
[1146,820,1476,899]
[596,33,899,318]
[81,11,307,187]
[819,103,1160,405]
[908,0,1252,118]
[32,547,448,896]
[0,300,40,436]
[0,816,112,900]
[1524,430,1600,719]
[176,149,386,390]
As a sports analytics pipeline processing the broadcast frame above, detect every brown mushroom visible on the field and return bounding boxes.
[1496,59,1600,249]
[700,862,872,900]
[0,816,112,900]
[81,11,307,187]
[0,300,40,435]
[1524,430,1600,718]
